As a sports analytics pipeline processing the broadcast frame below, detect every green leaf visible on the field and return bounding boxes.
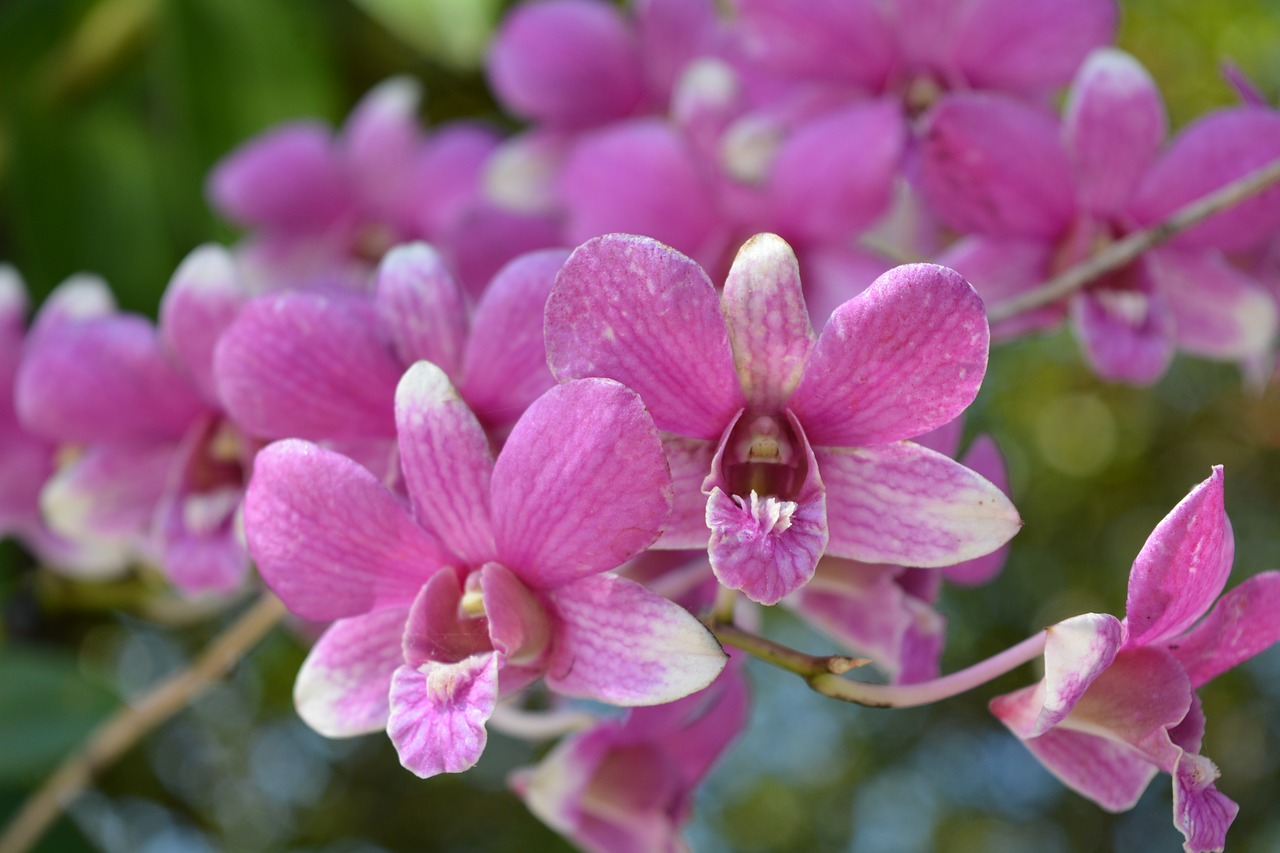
[354,0,505,70]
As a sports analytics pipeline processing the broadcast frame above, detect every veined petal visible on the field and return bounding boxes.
[460,248,568,430]
[819,442,1021,567]
[707,486,826,606]
[387,654,499,778]
[941,435,1013,586]
[487,0,644,129]
[491,379,672,589]
[654,435,716,550]
[375,243,468,378]
[1173,752,1238,853]
[244,439,448,620]
[918,94,1076,239]
[214,291,403,440]
[1168,571,1280,689]
[1124,467,1229,649]
[546,573,726,705]
[953,0,1117,93]
[1064,49,1166,218]
[158,245,247,405]
[937,237,1062,339]
[395,362,496,566]
[721,233,815,410]
[294,608,409,737]
[1033,613,1124,736]
[1146,248,1278,361]
[545,234,743,439]
[789,264,989,446]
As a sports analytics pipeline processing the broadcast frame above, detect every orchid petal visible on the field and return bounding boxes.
[491,379,672,589]
[789,264,989,446]
[460,248,568,429]
[819,442,1021,567]
[1173,752,1238,853]
[706,485,826,605]
[1034,613,1124,735]
[395,362,496,566]
[545,234,743,439]
[1071,278,1175,385]
[374,243,468,378]
[1168,571,1280,689]
[158,245,246,405]
[214,291,403,440]
[294,608,409,737]
[941,435,1013,586]
[938,237,1062,339]
[736,0,894,90]
[1145,249,1278,361]
[1124,467,1229,649]
[41,444,173,548]
[402,570,491,667]
[387,654,499,778]
[481,562,553,668]
[340,77,423,218]
[244,440,448,620]
[546,573,726,705]
[721,233,815,410]
[654,435,716,550]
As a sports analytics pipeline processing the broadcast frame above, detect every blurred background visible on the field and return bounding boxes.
[2,1,1280,851]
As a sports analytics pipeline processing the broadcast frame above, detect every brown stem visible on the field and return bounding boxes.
[0,593,287,853]
[710,621,868,679]
[987,155,1280,324]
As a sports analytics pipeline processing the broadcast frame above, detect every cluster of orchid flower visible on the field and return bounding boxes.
[4,1,1280,852]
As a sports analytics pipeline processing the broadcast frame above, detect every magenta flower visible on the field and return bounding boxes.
[214,244,568,464]
[989,467,1280,852]
[511,660,749,853]
[546,232,1020,605]
[244,363,726,777]
[14,248,253,593]
[921,49,1280,382]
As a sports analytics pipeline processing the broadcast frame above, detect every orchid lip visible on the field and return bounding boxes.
[722,412,806,500]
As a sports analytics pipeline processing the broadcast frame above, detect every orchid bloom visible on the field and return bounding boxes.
[512,661,749,853]
[546,232,1020,605]
[14,247,253,593]
[245,363,726,778]
[922,48,1280,382]
[990,467,1280,852]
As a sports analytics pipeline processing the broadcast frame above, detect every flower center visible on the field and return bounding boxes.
[723,413,805,500]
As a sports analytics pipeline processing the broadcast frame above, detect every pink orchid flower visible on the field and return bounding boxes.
[546,232,1020,605]
[244,363,726,778]
[990,467,1280,853]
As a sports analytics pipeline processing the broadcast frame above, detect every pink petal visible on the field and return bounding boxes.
[395,361,496,566]
[460,248,569,430]
[940,435,1012,586]
[481,562,553,668]
[158,245,247,405]
[918,94,1075,239]
[1033,613,1124,735]
[912,415,964,459]
[559,121,725,269]
[796,243,894,329]
[17,316,207,444]
[545,234,743,440]
[952,0,1117,93]
[1124,467,1229,649]
[736,0,895,90]
[207,122,349,231]
[1064,49,1166,218]
[788,264,989,446]
[633,0,723,98]
[402,570,491,667]
[654,435,716,550]
[214,291,403,440]
[707,486,827,605]
[766,101,905,243]
[937,237,1062,339]
[293,608,409,737]
[438,203,563,299]
[340,77,424,220]
[156,515,248,595]
[27,274,116,342]
[244,439,448,620]
[1173,752,1238,853]
[721,233,815,410]
[819,442,1021,567]
[374,243,468,378]
[1061,647,1192,757]
[387,654,499,778]
[40,444,174,548]
[411,123,500,237]
[1145,248,1278,360]
[1071,276,1175,385]
[1131,107,1280,252]
[487,0,644,129]
[490,379,672,590]
[546,573,726,705]
[1168,571,1280,688]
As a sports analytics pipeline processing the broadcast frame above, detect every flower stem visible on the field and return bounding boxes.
[0,592,287,853]
[711,622,869,678]
[808,631,1047,708]
[987,154,1280,323]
